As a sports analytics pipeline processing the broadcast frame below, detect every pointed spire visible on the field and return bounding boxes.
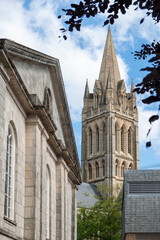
[131,79,136,98]
[131,79,134,92]
[106,68,113,89]
[98,27,121,89]
[84,79,89,98]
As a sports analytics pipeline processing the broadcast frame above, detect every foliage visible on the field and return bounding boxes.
[59,0,160,147]
[77,185,122,240]
[59,0,160,36]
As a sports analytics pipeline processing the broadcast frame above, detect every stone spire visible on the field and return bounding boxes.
[131,79,136,98]
[98,27,121,90]
[84,79,89,98]
[106,69,113,89]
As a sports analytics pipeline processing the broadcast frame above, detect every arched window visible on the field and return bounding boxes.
[46,166,51,239]
[102,160,105,176]
[95,162,99,178]
[44,88,52,114]
[89,128,92,154]
[128,128,132,154]
[115,123,118,151]
[88,164,92,179]
[46,91,51,112]
[121,162,125,177]
[115,160,118,177]
[97,95,99,106]
[103,123,105,151]
[4,123,16,220]
[96,126,99,152]
[121,126,124,152]
[129,163,133,170]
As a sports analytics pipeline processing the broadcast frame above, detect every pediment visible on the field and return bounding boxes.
[0,39,81,183]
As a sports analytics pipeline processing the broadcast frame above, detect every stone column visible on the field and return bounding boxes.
[56,159,64,240]
[0,72,6,220]
[71,186,78,240]
[24,117,42,240]
[105,112,115,189]
[134,121,139,169]
[81,122,87,182]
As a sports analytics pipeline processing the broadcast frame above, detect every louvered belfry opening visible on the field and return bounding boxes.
[129,181,160,194]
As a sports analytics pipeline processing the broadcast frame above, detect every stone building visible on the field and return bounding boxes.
[122,170,160,240]
[0,39,81,240]
[81,28,139,188]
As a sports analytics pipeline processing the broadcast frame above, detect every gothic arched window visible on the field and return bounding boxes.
[4,123,16,220]
[44,88,52,114]
[115,160,118,177]
[96,126,99,152]
[89,128,93,154]
[46,166,51,239]
[103,123,105,151]
[128,128,132,154]
[95,162,99,178]
[121,162,125,177]
[102,160,105,176]
[129,163,133,170]
[115,123,118,151]
[121,126,124,152]
[88,164,92,179]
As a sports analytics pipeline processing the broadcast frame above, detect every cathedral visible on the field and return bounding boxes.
[81,27,139,189]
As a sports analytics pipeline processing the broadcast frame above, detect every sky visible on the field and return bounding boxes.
[1,0,160,169]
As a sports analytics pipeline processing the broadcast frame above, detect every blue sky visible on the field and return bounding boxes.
[1,0,160,169]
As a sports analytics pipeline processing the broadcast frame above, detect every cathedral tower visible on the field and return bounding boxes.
[81,28,139,188]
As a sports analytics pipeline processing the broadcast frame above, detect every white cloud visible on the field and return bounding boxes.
[1,0,159,163]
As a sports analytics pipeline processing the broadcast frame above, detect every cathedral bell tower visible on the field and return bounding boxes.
[81,27,139,188]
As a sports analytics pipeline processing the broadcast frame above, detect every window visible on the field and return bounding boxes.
[95,162,99,178]
[46,166,50,239]
[103,123,105,151]
[115,161,118,176]
[121,162,125,177]
[96,126,99,152]
[46,91,51,112]
[128,128,132,154]
[102,160,105,176]
[44,88,52,114]
[121,127,124,152]
[4,124,16,220]
[115,124,118,151]
[129,163,133,170]
[88,164,92,179]
[89,128,92,154]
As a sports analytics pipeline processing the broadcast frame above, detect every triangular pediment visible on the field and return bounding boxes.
[0,39,81,183]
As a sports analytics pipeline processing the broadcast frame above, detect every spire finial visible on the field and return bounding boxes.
[84,79,89,98]
[131,78,134,92]
[131,78,136,98]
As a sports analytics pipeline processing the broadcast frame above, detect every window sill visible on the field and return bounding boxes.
[4,216,17,226]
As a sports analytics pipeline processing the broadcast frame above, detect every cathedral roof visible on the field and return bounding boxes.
[77,182,99,208]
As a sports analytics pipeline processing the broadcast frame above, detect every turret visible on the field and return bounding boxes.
[130,79,136,109]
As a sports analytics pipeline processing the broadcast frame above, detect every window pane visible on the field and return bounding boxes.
[4,124,15,220]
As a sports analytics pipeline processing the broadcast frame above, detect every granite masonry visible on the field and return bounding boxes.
[81,27,139,189]
[0,39,81,240]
